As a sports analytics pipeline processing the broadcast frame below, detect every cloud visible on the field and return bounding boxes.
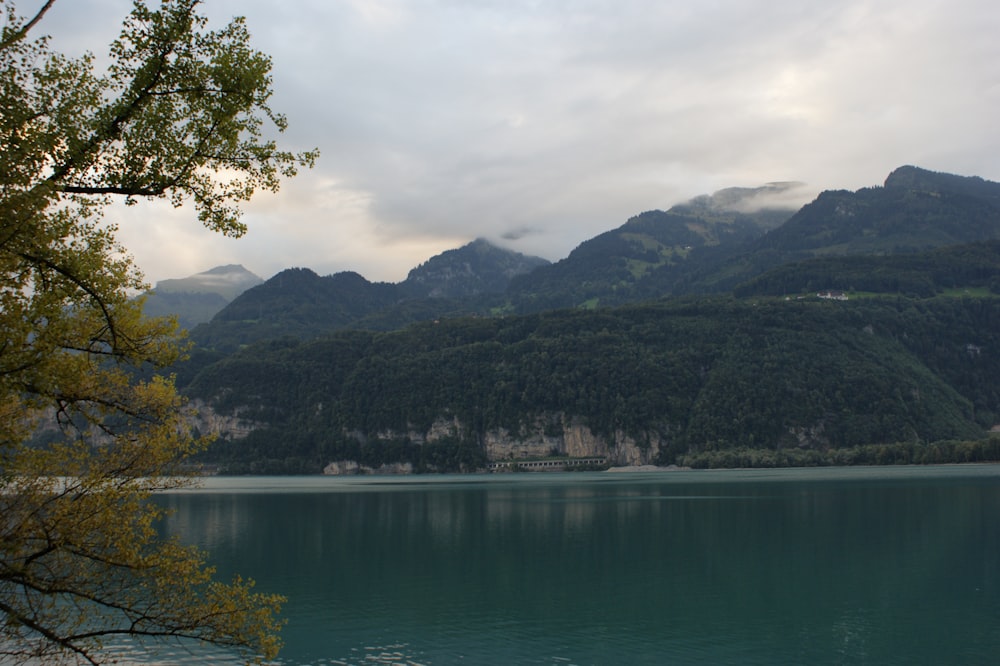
[685,182,814,214]
[500,226,541,242]
[36,0,1000,283]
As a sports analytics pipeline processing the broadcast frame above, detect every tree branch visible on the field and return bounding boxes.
[45,10,183,188]
[58,183,171,197]
[17,251,118,350]
[0,0,58,51]
[0,598,100,666]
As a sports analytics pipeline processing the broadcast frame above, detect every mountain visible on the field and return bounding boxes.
[190,268,400,352]
[734,240,1000,298]
[189,240,549,352]
[170,165,1000,473]
[760,165,1000,254]
[140,264,262,329]
[509,167,1000,304]
[185,296,1000,473]
[403,238,550,299]
[183,166,1000,352]
[154,264,264,301]
[506,183,802,311]
[682,165,1000,293]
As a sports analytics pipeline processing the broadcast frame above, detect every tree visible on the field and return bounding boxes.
[0,1,316,663]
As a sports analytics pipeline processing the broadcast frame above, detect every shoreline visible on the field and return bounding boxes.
[605,464,689,472]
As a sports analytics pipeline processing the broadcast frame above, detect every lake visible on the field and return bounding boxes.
[149,465,1000,665]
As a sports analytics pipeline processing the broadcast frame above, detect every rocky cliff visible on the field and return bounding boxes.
[186,399,260,440]
[194,403,665,471]
[480,417,663,466]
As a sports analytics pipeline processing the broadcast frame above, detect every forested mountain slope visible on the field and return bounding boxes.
[506,184,798,311]
[402,238,550,298]
[191,268,401,353]
[734,241,1000,298]
[189,240,548,352]
[169,166,1000,473]
[182,296,1000,473]
[681,166,1000,294]
[182,167,1000,352]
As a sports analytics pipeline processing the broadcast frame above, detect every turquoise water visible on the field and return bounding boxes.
[152,466,1000,665]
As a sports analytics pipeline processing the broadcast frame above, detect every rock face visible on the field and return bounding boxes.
[323,461,414,475]
[483,420,662,467]
[194,405,862,471]
[186,400,260,440]
[399,414,664,466]
[195,406,666,471]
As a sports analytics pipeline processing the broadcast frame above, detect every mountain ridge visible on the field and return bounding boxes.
[162,165,1000,473]
[140,264,263,330]
[173,166,1000,349]
[403,238,550,299]
[188,240,549,352]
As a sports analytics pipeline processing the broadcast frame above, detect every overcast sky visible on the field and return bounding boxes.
[40,0,1000,285]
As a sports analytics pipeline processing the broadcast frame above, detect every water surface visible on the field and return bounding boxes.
[153,465,1000,665]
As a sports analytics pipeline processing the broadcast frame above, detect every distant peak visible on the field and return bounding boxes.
[202,264,252,275]
[884,165,934,188]
[273,267,319,278]
[329,270,372,284]
[465,238,505,253]
[402,238,549,298]
[153,264,263,299]
[883,165,996,196]
[263,267,322,286]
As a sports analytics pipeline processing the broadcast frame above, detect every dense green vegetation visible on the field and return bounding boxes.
[506,206,793,312]
[189,241,547,352]
[733,241,1000,298]
[692,166,1000,293]
[678,437,1000,468]
[181,296,1000,473]
[192,268,402,353]
[403,238,550,298]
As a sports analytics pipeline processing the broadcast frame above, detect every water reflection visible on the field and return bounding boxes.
[154,468,1000,665]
